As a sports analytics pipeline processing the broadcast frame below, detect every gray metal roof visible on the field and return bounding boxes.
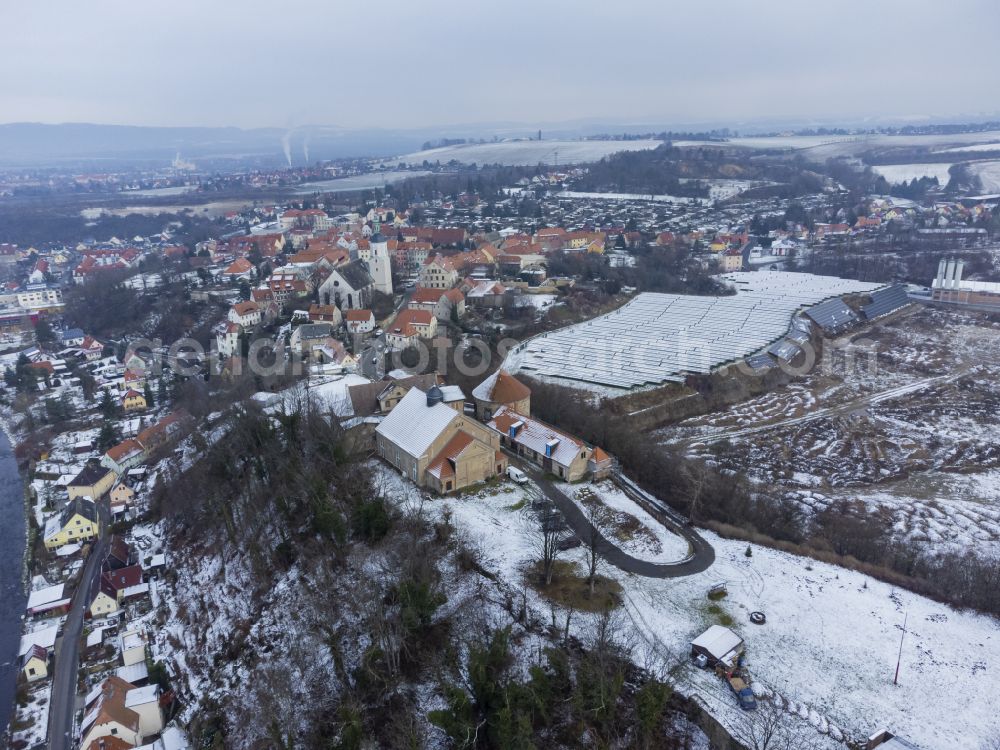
[375,387,459,459]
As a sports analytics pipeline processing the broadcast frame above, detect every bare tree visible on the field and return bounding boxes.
[732,697,819,750]
[535,505,566,586]
[584,503,603,597]
[682,459,712,523]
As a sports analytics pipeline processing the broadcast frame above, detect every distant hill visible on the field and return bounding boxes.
[0,123,434,169]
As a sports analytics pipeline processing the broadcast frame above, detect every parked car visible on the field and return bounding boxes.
[506,466,528,484]
[727,675,757,711]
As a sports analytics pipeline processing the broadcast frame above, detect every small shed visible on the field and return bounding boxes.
[690,625,744,667]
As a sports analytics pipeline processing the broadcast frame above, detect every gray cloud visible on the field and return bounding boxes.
[2,0,999,129]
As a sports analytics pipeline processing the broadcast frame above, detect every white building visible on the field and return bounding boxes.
[367,220,394,295]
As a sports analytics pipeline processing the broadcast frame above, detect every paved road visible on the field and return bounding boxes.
[47,500,110,750]
[358,333,387,380]
[511,457,715,578]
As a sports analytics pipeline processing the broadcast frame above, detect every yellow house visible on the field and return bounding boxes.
[43,497,100,551]
[709,240,727,254]
[122,389,147,413]
[21,645,48,682]
[67,463,117,501]
[89,586,119,618]
[586,240,605,254]
[110,481,136,510]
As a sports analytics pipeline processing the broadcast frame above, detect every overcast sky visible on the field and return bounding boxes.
[3,0,999,130]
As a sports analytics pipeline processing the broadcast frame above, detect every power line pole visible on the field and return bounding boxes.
[893,611,908,686]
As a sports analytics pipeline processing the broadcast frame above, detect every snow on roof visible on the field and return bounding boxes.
[116,661,148,683]
[19,623,59,656]
[691,624,743,661]
[86,626,107,648]
[125,683,159,707]
[438,385,464,403]
[85,681,104,707]
[55,542,82,557]
[488,407,583,469]
[26,583,66,610]
[136,726,190,750]
[376,387,459,459]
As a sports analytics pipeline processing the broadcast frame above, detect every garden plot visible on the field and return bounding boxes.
[662,305,1000,554]
[560,481,690,563]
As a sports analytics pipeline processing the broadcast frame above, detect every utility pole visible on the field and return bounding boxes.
[893,611,908,685]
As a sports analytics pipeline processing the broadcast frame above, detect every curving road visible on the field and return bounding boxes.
[511,457,715,578]
[47,499,110,750]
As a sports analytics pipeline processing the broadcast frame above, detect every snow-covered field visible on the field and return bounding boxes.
[871,163,953,184]
[971,160,1000,193]
[390,139,662,167]
[295,169,432,194]
[439,483,1000,750]
[937,142,1000,154]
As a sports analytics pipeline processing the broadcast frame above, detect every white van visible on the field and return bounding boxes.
[507,466,528,484]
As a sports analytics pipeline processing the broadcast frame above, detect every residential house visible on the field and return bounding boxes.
[136,412,186,458]
[122,369,146,392]
[87,565,145,618]
[119,627,147,667]
[222,257,255,281]
[268,267,312,306]
[60,328,85,347]
[102,439,145,475]
[375,386,506,494]
[80,676,162,750]
[308,303,343,325]
[345,308,375,335]
[419,254,459,289]
[109,480,136,516]
[121,389,147,413]
[472,369,531,421]
[487,406,594,481]
[386,309,437,350]
[78,335,105,361]
[466,280,510,308]
[43,497,101,551]
[720,246,744,272]
[228,300,261,328]
[408,286,447,313]
[21,644,49,682]
[68,463,117,501]
[106,536,136,570]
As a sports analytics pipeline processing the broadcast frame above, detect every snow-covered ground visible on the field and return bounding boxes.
[9,682,50,748]
[558,480,690,563]
[436,480,1000,749]
[294,169,432,194]
[871,163,954,184]
[390,139,662,167]
[971,160,1000,193]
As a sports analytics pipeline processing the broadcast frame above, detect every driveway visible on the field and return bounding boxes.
[47,500,111,750]
[510,457,715,579]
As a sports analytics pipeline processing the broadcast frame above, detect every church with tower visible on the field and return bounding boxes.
[365,218,393,296]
